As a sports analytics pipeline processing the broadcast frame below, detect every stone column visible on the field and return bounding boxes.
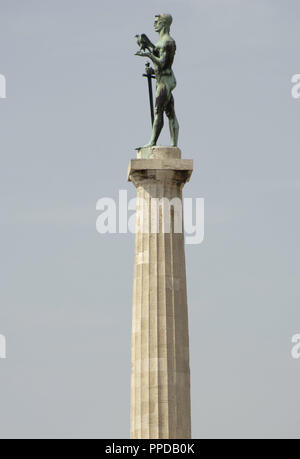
[128,146,193,439]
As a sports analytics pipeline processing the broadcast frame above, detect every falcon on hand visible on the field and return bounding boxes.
[135,33,154,56]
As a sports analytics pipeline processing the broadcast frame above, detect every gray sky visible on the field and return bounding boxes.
[0,0,300,439]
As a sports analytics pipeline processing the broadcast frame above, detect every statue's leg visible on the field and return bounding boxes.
[143,84,166,147]
[166,94,179,147]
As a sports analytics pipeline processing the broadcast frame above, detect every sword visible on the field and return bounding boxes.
[143,62,155,126]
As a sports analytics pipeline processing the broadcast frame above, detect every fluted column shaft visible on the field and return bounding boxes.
[128,147,193,439]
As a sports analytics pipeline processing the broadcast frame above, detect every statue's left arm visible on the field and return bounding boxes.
[136,46,168,70]
[148,48,167,69]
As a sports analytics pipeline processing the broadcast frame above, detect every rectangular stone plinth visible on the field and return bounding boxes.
[136,146,182,159]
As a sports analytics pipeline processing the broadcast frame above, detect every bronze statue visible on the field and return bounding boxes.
[135,14,179,148]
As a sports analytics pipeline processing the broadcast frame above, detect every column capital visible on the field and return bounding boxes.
[127,157,193,188]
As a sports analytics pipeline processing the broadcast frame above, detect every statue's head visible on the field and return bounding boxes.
[154,14,173,33]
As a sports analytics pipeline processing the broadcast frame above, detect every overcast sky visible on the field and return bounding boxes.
[0,0,300,439]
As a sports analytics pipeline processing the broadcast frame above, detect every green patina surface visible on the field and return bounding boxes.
[135,14,179,148]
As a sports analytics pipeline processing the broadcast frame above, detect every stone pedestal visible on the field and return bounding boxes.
[128,146,193,439]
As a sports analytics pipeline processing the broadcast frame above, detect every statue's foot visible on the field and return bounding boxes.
[142,142,156,148]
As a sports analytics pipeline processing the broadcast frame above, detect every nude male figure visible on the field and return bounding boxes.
[136,14,179,147]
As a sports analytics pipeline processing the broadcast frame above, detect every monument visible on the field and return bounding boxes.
[128,14,193,439]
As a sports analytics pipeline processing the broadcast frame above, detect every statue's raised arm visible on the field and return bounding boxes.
[135,14,179,148]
